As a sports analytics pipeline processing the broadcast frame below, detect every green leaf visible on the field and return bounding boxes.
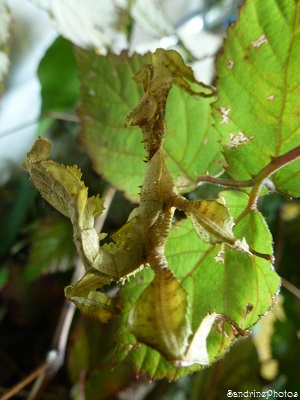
[67,317,136,400]
[165,88,223,190]
[76,49,150,202]
[221,190,273,257]
[0,267,8,290]
[76,49,223,201]
[214,0,300,197]
[0,176,36,259]
[38,36,80,114]
[67,318,91,383]
[25,216,75,282]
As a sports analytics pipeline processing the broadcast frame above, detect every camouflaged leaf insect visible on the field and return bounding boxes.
[22,137,105,269]
[125,48,215,160]
[22,138,178,324]
[22,138,118,322]
[187,200,236,246]
[128,268,191,363]
[22,48,261,368]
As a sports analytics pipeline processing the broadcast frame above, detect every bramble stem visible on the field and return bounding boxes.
[236,146,300,223]
[196,175,254,188]
[197,146,300,193]
[197,147,300,225]
[281,278,300,300]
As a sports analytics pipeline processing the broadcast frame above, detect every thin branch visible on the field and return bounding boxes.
[245,146,300,212]
[281,277,300,300]
[0,119,40,138]
[235,146,300,224]
[94,185,117,233]
[27,262,81,400]
[0,363,49,400]
[197,146,300,196]
[0,111,79,140]
[196,175,254,188]
[255,146,300,181]
[47,112,80,124]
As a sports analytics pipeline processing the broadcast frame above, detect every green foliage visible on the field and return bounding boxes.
[0,176,36,259]
[25,216,75,282]
[38,36,80,114]
[75,50,150,202]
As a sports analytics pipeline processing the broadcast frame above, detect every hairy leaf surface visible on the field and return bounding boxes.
[214,0,300,197]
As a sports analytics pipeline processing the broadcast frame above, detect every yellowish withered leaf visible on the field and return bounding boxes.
[187,200,236,246]
[22,138,87,218]
[67,287,118,323]
[128,268,191,362]
[65,272,117,323]
[22,138,106,269]
[22,34,282,375]
[66,271,118,323]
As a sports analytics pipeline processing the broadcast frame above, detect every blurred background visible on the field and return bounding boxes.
[0,0,299,399]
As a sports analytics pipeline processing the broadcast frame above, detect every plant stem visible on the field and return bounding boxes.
[47,112,80,123]
[197,146,300,194]
[236,146,300,223]
[281,278,300,300]
[196,175,254,188]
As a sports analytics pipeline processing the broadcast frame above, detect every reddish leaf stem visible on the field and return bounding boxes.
[197,146,300,225]
[196,175,254,188]
[236,146,300,223]
[197,146,300,193]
